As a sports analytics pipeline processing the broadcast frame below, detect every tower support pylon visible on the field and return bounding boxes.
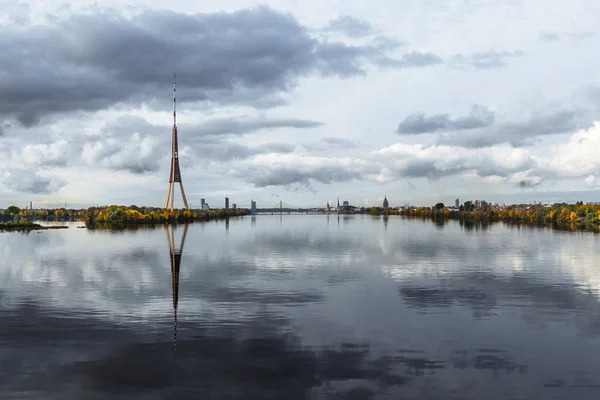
[164,74,189,211]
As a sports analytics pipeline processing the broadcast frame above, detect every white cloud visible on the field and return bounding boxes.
[549,122,600,177]
[371,143,539,186]
[585,175,596,187]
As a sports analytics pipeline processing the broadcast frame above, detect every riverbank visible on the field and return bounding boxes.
[395,202,600,232]
[0,223,69,231]
[84,205,250,228]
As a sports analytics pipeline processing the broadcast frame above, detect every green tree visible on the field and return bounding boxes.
[6,206,20,215]
[434,202,445,210]
[463,201,474,212]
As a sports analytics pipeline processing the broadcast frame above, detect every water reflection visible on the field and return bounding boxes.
[165,224,187,355]
[2,216,600,399]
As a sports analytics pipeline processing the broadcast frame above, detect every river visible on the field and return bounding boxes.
[1,215,600,399]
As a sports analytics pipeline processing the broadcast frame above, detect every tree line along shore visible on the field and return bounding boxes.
[370,200,600,229]
[2,201,600,231]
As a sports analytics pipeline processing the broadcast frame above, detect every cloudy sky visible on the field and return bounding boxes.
[1,0,600,209]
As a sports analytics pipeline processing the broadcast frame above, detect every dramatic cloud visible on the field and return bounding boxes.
[1,1,599,206]
[73,114,319,173]
[82,132,164,174]
[20,140,71,168]
[397,105,495,134]
[437,107,591,148]
[323,15,375,38]
[2,168,67,194]
[372,143,540,186]
[230,154,374,188]
[0,6,403,127]
[397,102,594,148]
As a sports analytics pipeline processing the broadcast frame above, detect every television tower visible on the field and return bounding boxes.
[164,74,189,210]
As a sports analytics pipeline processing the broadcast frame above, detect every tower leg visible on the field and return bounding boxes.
[178,182,189,209]
[170,181,175,211]
[164,182,173,209]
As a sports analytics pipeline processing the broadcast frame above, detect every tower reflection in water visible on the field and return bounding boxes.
[164,223,189,356]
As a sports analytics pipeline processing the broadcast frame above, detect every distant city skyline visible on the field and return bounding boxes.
[6,188,600,211]
[1,1,600,208]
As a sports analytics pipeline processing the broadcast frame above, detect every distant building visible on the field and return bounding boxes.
[225,197,229,210]
[343,201,349,208]
[455,198,459,208]
[383,195,389,209]
[202,203,210,211]
[251,200,257,215]
[232,203,237,211]
[201,198,206,210]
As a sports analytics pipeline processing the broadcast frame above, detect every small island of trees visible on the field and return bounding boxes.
[84,205,250,228]
[1,204,250,230]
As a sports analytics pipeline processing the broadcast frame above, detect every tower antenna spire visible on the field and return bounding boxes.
[173,73,177,127]
[164,73,189,211]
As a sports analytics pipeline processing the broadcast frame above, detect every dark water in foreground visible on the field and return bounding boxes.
[1,215,600,399]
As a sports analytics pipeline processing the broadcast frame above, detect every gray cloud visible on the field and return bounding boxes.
[189,117,323,137]
[0,7,401,127]
[437,107,590,148]
[394,159,465,180]
[373,143,540,185]
[538,32,560,42]
[249,166,362,188]
[378,51,444,68]
[71,114,318,174]
[192,142,295,162]
[302,137,361,152]
[232,158,369,188]
[568,31,596,40]
[321,137,360,148]
[371,36,407,51]
[79,116,167,174]
[517,179,541,189]
[323,15,375,38]
[451,51,523,69]
[397,104,494,134]
[2,168,67,194]
[396,102,593,148]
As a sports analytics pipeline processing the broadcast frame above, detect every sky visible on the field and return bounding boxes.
[1,0,600,209]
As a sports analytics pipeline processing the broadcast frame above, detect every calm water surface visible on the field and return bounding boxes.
[1,215,600,399]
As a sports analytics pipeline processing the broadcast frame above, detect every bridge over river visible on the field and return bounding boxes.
[253,201,364,215]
